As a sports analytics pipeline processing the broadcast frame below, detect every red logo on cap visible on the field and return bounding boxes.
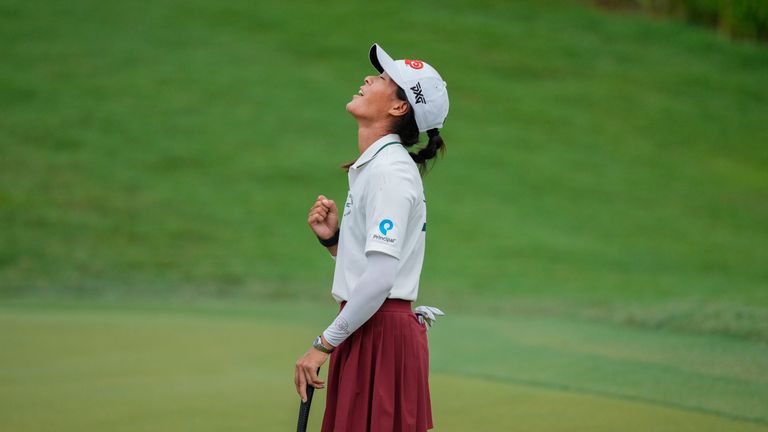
[405,59,424,70]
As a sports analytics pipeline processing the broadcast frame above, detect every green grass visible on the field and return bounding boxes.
[1,0,767,339]
[3,1,767,429]
[1,301,767,430]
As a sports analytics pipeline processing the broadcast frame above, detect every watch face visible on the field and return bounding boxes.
[314,336,332,353]
[314,336,324,348]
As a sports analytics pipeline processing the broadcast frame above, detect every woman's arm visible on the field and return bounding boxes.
[294,252,397,401]
[321,251,399,348]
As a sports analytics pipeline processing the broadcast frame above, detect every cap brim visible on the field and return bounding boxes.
[369,43,404,87]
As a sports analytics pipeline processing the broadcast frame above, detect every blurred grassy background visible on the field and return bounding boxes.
[2,0,768,429]
[2,0,766,339]
[593,0,768,41]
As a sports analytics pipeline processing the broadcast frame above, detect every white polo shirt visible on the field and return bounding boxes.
[331,133,427,303]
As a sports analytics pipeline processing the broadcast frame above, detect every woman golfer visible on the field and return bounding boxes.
[295,43,449,432]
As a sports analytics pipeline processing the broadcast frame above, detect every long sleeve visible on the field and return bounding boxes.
[322,251,399,347]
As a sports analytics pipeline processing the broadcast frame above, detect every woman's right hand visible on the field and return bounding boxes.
[308,195,339,241]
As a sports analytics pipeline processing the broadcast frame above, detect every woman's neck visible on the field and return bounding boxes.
[357,124,392,154]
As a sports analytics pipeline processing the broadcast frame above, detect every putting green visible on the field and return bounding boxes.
[1,301,766,431]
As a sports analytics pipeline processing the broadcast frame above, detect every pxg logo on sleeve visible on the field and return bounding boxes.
[373,218,396,244]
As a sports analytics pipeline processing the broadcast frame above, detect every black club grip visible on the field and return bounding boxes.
[296,367,321,432]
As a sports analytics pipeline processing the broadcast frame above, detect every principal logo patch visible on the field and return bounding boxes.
[379,219,394,235]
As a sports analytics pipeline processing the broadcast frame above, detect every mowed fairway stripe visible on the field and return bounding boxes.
[427,312,768,424]
[1,302,766,431]
[430,373,768,432]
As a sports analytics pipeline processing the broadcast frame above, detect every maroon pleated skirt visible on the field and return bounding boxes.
[321,298,434,432]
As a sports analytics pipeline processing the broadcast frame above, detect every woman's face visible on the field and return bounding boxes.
[346,72,407,124]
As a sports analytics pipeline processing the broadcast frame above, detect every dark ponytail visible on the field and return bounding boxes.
[409,128,445,176]
[393,86,446,176]
[341,85,447,175]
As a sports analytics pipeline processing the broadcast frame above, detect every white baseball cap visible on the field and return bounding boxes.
[368,43,449,132]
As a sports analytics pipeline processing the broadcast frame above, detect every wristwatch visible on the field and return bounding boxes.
[313,335,334,354]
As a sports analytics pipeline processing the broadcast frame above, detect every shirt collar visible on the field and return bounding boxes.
[351,133,402,170]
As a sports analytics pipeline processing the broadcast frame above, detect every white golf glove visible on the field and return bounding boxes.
[414,305,445,329]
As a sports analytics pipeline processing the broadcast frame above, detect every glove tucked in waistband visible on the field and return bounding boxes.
[414,305,445,329]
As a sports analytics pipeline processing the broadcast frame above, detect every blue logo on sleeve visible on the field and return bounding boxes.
[379,219,394,235]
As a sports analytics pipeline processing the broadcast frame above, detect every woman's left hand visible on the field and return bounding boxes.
[294,348,329,402]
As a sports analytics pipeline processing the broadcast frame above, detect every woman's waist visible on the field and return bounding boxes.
[339,298,413,314]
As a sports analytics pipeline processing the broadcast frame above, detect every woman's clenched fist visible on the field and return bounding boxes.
[308,195,339,241]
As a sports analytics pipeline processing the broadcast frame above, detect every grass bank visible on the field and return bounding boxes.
[1,0,767,339]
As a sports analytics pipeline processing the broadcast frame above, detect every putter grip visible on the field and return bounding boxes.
[296,367,321,432]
